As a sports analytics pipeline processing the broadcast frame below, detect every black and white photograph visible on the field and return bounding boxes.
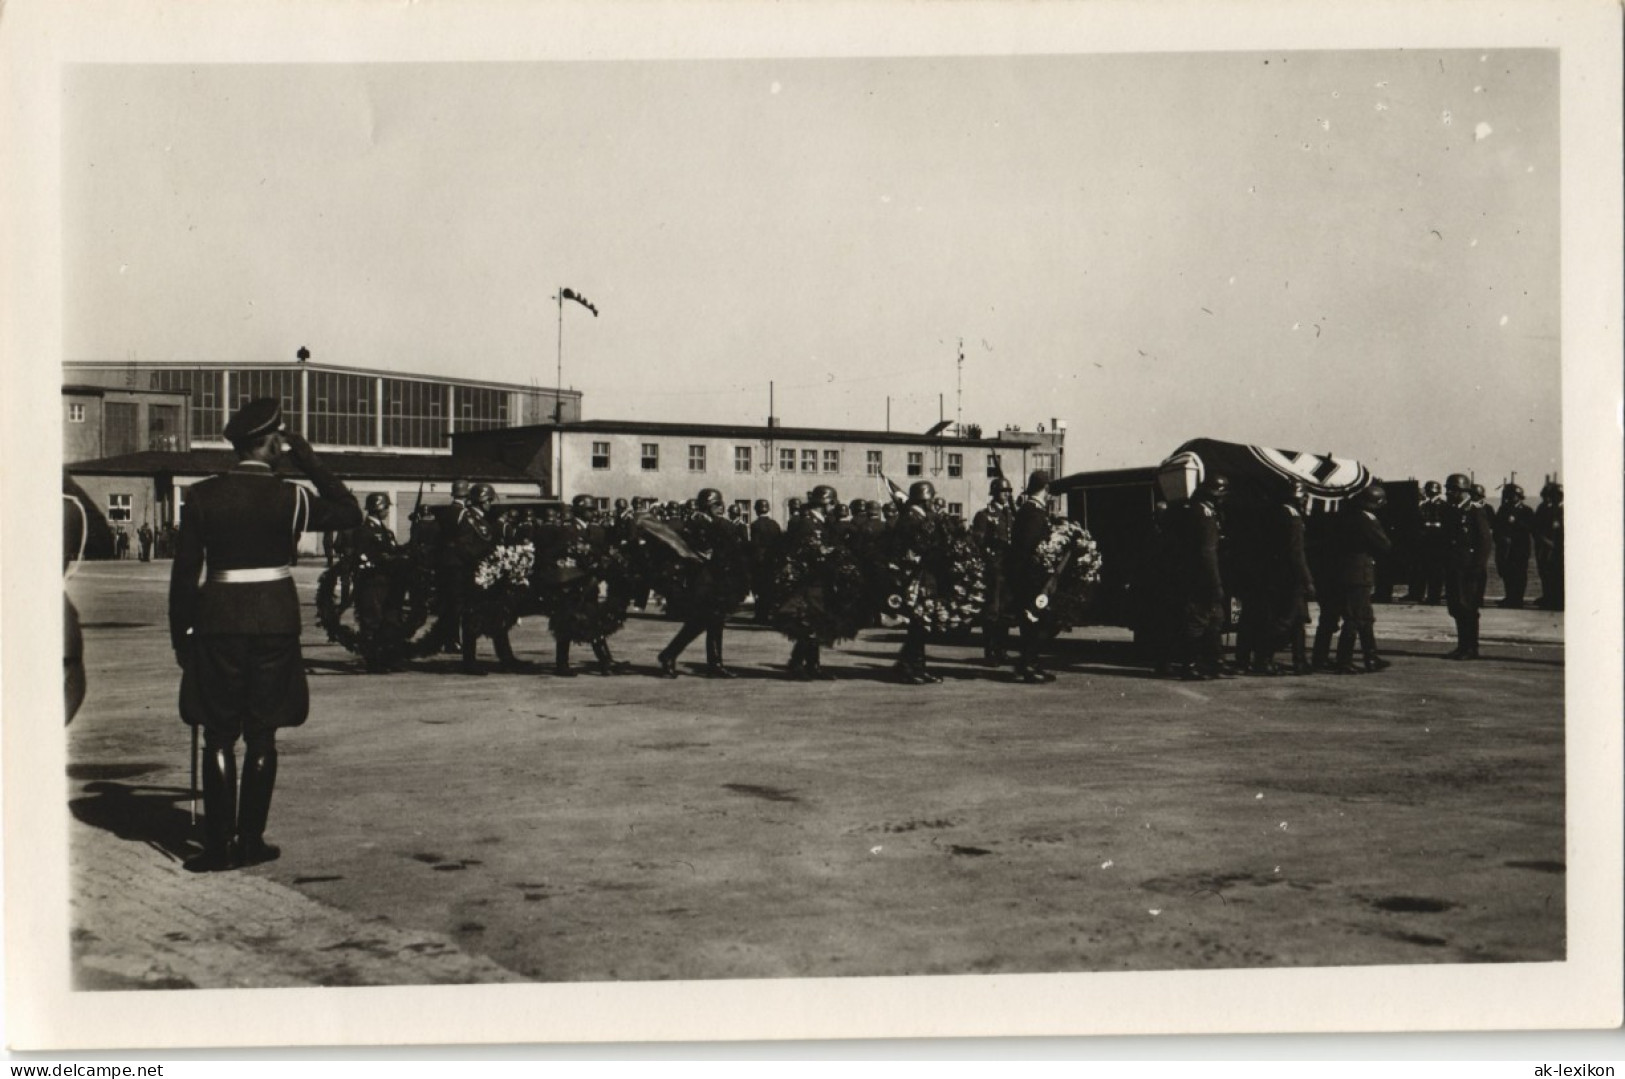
[4,0,1621,1055]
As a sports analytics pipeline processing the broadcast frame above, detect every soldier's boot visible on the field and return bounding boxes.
[555,637,576,677]
[1457,617,1481,660]
[592,639,629,676]
[1443,617,1469,660]
[1311,621,1338,670]
[1333,626,1362,674]
[787,639,811,680]
[1289,628,1313,675]
[459,626,485,675]
[808,642,836,681]
[184,745,238,873]
[236,746,281,867]
[1359,626,1390,673]
[705,631,738,679]
[494,631,523,671]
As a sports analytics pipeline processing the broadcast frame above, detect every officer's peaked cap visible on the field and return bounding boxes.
[223,398,283,446]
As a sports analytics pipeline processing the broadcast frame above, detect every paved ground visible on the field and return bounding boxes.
[65,560,1565,989]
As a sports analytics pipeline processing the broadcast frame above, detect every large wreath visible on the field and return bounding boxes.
[1021,517,1105,631]
[458,542,537,638]
[881,518,988,635]
[537,539,633,643]
[769,531,871,645]
[315,552,435,661]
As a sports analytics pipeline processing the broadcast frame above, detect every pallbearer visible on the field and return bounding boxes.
[170,398,361,872]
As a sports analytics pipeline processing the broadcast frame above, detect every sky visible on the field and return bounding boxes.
[63,51,1561,484]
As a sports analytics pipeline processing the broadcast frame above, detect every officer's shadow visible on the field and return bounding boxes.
[68,779,200,866]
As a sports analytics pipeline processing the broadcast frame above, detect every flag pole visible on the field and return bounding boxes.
[555,288,564,499]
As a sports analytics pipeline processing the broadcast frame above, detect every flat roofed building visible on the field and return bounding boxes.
[63,360,582,455]
[452,419,1065,520]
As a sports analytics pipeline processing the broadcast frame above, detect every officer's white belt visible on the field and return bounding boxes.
[207,566,293,583]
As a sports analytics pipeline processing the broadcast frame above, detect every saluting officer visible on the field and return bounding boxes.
[1493,483,1535,608]
[170,398,361,872]
[1443,472,1493,660]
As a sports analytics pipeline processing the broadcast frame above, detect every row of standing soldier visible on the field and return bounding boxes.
[1409,478,1564,611]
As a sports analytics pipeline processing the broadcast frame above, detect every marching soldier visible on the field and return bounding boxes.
[1008,470,1059,683]
[549,494,630,677]
[749,498,783,623]
[971,477,1017,665]
[1443,472,1493,660]
[656,488,750,678]
[1493,483,1535,608]
[170,398,361,871]
[351,492,409,672]
[783,485,840,679]
[1328,485,1393,674]
[456,483,522,674]
[1533,481,1564,611]
[894,481,944,684]
[1406,480,1447,604]
[420,479,472,655]
[1172,475,1230,680]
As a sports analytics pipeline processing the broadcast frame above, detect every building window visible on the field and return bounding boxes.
[382,377,449,450]
[866,450,882,476]
[107,493,132,522]
[779,447,796,472]
[235,369,302,421]
[641,443,660,471]
[948,502,964,518]
[986,453,1003,478]
[688,445,707,472]
[149,369,222,440]
[734,446,752,473]
[907,451,924,477]
[947,452,963,478]
[822,449,840,473]
[457,386,511,433]
[308,371,374,447]
[67,403,86,423]
[148,404,182,451]
[591,441,611,470]
[800,449,818,473]
[1032,452,1055,474]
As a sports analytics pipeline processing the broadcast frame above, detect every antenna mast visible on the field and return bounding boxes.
[955,337,964,436]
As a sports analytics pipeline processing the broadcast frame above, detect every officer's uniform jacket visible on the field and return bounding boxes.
[351,513,401,572]
[169,459,361,650]
[1174,499,1224,602]
[1008,497,1052,601]
[1336,507,1394,588]
[1445,499,1493,571]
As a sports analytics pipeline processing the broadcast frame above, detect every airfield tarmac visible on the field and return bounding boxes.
[64,561,1566,989]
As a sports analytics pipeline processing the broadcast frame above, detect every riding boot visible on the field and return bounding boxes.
[592,639,627,675]
[808,641,835,680]
[1333,624,1360,673]
[184,745,238,872]
[788,639,809,679]
[1311,620,1337,669]
[236,745,281,866]
[1290,627,1312,674]
[1359,626,1390,672]
[706,627,737,679]
[493,629,519,669]
[459,621,484,674]
[555,637,576,676]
